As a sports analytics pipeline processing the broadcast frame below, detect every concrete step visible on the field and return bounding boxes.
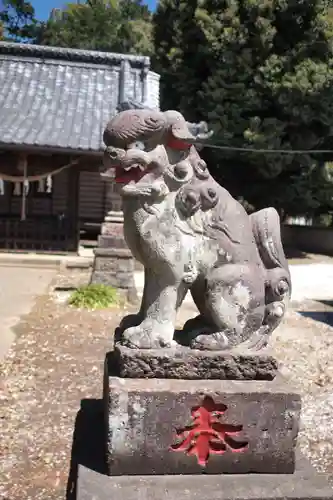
[0,253,63,269]
[0,252,93,270]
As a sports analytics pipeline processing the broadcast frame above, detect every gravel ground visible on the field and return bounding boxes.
[1,272,333,499]
[271,299,333,478]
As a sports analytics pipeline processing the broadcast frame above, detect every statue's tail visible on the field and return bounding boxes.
[236,208,292,351]
[250,207,291,300]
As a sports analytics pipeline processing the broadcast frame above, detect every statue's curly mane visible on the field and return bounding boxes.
[103,109,167,149]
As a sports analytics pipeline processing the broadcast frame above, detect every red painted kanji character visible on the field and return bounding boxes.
[170,396,248,467]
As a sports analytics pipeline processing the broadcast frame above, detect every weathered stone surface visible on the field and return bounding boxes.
[99,220,128,249]
[104,367,301,475]
[94,248,134,273]
[101,221,125,237]
[78,461,333,500]
[98,234,128,249]
[110,345,278,380]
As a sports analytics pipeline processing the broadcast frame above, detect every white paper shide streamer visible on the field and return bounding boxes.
[14,182,21,196]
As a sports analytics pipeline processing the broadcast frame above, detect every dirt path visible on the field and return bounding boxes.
[0,265,56,361]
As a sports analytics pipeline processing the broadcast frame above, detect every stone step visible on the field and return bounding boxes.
[77,462,333,500]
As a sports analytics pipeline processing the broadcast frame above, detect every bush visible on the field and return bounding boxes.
[69,284,119,310]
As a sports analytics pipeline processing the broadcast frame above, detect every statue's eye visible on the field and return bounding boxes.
[174,163,188,179]
[185,191,198,205]
[128,141,145,150]
[197,160,207,172]
[193,158,209,179]
[207,188,216,198]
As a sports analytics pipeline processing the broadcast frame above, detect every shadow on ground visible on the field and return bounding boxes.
[298,299,333,327]
[284,247,308,259]
[66,399,107,500]
[318,300,333,308]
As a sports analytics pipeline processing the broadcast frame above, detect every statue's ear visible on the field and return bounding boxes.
[171,121,196,142]
[164,110,196,143]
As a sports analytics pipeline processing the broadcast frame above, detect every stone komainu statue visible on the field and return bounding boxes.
[102,108,291,351]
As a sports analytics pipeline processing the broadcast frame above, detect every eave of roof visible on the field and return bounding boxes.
[0,142,104,156]
[0,41,151,68]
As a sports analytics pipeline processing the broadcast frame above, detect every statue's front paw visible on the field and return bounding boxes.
[118,313,143,333]
[121,326,157,349]
[190,332,229,351]
[115,313,143,341]
[121,322,175,349]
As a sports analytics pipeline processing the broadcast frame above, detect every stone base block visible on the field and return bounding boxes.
[78,460,333,500]
[101,220,124,235]
[111,345,278,380]
[104,356,300,476]
[98,219,128,249]
[90,248,136,295]
[97,234,128,249]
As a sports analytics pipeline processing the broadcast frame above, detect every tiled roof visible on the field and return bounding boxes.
[0,42,160,153]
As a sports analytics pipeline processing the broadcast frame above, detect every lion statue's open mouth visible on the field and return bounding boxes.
[104,143,171,198]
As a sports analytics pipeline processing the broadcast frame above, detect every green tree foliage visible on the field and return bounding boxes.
[38,0,153,56]
[0,0,39,42]
[153,0,333,218]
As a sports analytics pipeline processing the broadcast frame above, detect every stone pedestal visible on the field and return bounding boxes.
[96,211,128,250]
[111,345,278,380]
[77,346,333,499]
[104,349,299,476]
[91,247,137,301]
[104,376,300,475]
[90,179,137,300]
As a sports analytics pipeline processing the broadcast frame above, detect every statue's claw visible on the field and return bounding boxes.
[233,300,286,352]
[121,322,176,349]
[180,316,230,350]
[232,327,270,352]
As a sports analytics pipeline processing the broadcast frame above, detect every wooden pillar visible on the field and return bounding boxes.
[67,165,80,252]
